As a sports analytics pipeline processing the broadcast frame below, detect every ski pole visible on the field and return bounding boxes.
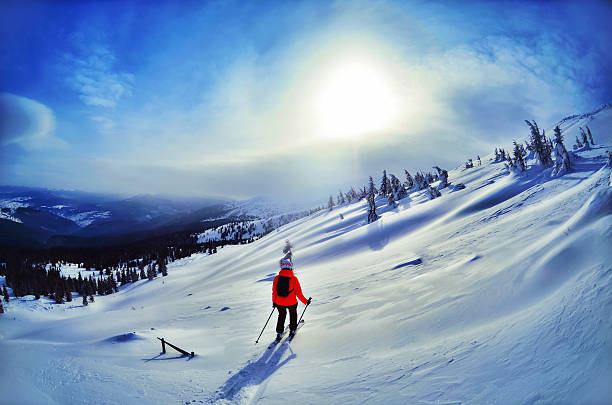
[255,307,275,344]
[297,298,311,325]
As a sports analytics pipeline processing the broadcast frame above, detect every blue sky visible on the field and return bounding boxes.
[1,0,611,203]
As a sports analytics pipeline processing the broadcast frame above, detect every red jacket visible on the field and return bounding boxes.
[272,269,308,306]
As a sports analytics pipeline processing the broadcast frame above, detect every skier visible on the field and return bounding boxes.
[273,259,311,341]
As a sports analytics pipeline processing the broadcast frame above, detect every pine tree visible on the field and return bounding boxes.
[82,294,88,306]
[3,285,9,303]
[391,174,407,200]
[367,176,379,223]
[160,260,168,277]
[89,295,95,303]
[553,125,563,144]
[0,300,4,313]
[586,125,595,145]
[494,148,500,162]
[512,140,526,172]
[387,185,396,207]
[575,136,583,149]
[327,195,335,211]
[433,166,449,189]
[282,240,293,262]
[477,155,481,166]
[380,170,391,196]
[552,126,571,177]
[525,120,552,167]
[66,289,72,302]
[580,127,590,147]
[55,285,64,304]
[404,170,414,189]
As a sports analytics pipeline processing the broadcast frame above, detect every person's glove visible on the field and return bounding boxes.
[307,297,312,305]
[272,303,277,308]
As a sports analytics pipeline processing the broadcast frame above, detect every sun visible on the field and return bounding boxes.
[311,58,400,139]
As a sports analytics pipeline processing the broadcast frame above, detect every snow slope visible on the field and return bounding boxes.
[1,108,612,404]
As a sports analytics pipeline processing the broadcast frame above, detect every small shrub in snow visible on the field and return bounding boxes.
[433,166,449,189]
[427,186,441,200]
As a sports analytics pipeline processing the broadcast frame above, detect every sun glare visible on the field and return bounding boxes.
[312,59,400,139]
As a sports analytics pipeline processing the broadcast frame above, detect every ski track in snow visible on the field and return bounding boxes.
[1,108,612,404]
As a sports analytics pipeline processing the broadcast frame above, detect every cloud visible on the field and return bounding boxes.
[64,44,134,109]
[0,93,68,150]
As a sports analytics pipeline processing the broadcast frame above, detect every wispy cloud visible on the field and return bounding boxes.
[64,44,134,109]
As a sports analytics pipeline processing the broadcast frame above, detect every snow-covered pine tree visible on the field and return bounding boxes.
[337,190,346,205]
[380,170,391,196]
[404,170,414,189]
[55,285,64,304]
[427,186,441,200]
[433,166,449,189]
[66,289,72,302]
[579,127,590,148]
[282,240,293,262]
[586,125,595,145]
[391,174,407,200]
[494,148,500,162]
[574,136,583,149]
[367,176,379,223]
[525,120,552,167]
[477,155,481,165]
[414,172,428,190]
[465,159,473,169]
[551,127,571,177]
[387,189,396,207]
[327,195,335,211]
[160,259,168,277]
[512,140,526,172]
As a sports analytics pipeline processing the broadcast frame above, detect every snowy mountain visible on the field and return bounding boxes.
[1,107,612,404]
[0,189,297,247]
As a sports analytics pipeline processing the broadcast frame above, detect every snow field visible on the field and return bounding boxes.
[1,107,612,404]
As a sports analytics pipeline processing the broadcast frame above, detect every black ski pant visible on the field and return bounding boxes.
[276,304,298,334]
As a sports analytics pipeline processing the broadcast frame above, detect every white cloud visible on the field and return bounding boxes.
[64,45,134,109]
[0,93,68,150]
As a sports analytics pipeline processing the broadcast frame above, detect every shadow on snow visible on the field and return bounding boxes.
[213,342,296,402]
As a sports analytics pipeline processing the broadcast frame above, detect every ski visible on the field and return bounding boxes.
[267,327,289,349]
[285,319,305,343]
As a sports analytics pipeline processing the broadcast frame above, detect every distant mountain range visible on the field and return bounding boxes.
[0,186,295,248]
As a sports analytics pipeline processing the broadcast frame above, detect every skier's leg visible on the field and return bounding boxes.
[288,304,298,332]
[276,306,287,334]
